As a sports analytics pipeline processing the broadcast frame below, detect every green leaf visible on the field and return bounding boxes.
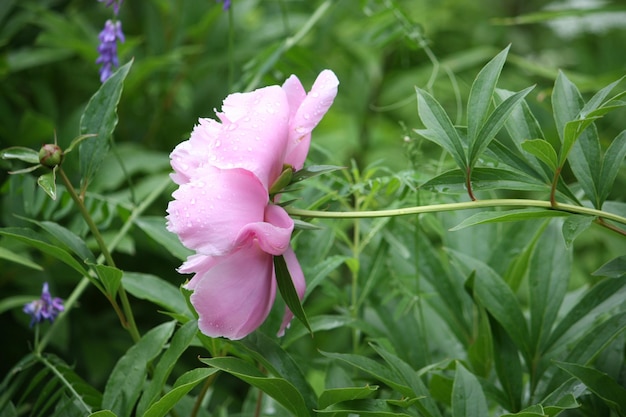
[593,256,626,278]
[422,167,550,194]
[543,394,580,417]
[469,85,534,166]
[555,361,626,414]
[561,215,594,248]
[102,321,176,417]
[449,208,569,231]
[79,59,133,186]
[492,322,523,412]
[200,356,312,417]
[315,399,414,416]
[0,146,40,164]
[552,71,584,144]
[89,411,118,417]
[521,139,559,172]
[579,76,625,118]
[91,264,123,298]
[318,386,379,409]
[274,254,311,334]
[142,368,217,417]
[598,130,626,207]
[122,272,189,315]
[37,167,57,200]
[134,216,192,261]
[467,46,510,146]
[282,314,354,347]
[415,87,467,170]
[451,363,489,417]
[0,227,88,276]
[137,320,199,415]
[290,164,345,183]
[35,220,95,263]
[0,246,43,271]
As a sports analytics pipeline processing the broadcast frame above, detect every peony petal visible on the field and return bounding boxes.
[170,118,221,185]
[188,244,276,340]
[166,167,267,255]
[178,253,218,290]
[278,247,306,336]
[212,85,290,189]
[235,204,293,256]
[285,69,339,170]
[282,75,307,123]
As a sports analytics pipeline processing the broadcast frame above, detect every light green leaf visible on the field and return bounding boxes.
[0,146,40,164]
[91,264,123,298]
[290,164,345,183]
[521,139,559,172]
[562,215,594,248]
[122,272,189,315]
[102,321,176,417]
[318,386,379,409]
[142,368,217,417]
[274,254,311,335]
[134,216,192,261]
[467,45,510,145]
[451,363,489,417]
[579,76,625,118]
[552,71,584,144]
[593,256,626,278]
[555,361,626,415]
[598,130,626,206]
[79,59,133,186]
[415,87,467,170]
[0,246,43,270]
[450,208,569,231]
[201,356,312,417]
[37,168,56,200]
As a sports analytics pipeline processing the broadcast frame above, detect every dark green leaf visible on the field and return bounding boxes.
[521,139,558,172]
[561,215,594,248]
[555,361,626,415]
[79,60,133,186]
[102,321,176,417]
[449,208,569,231]
[315,399,414,416]
[291,165,345,183]
[421,167,548,194]
[274,254,311,334]
[91,264,123,298]
[122,272,189,315]
[593,256,626,278]
[0,246,43,271]
[451,363,489,417]
[598,130,626,206]
[134,216,192,261]
[35,220,95,263]
[318,386,379,409]
[579,76,625,118]
[89,411,118,417]
[0,146,40,164]
[201,356,312,417]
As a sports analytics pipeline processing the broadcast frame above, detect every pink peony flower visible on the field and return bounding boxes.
[166,70,338,340]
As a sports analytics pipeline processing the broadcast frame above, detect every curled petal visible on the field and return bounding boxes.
[285,70,339,170]
[235,204,294,256]
[188,244,276,340]
[166,167,267,255]
[278,247,306,336]
[282,75,307,124]
[170,118,221,185]
[178,253,218,290]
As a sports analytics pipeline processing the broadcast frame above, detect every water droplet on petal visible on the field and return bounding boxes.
[311,92,319,98]
[303,113,310,120]
[296,127,306,134]
[227,123,237,131]
[215,140,221,147]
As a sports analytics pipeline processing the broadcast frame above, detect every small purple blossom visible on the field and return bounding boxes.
[98,0,124,16]
[23,283,64,327]
[96,19,125,83]
[216,0,231,11]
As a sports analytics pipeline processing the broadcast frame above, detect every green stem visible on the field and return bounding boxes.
[286,199,626,228]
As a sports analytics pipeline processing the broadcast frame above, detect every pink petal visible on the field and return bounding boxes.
[178,253,217,290]
[213,85,290,189]
[282,75,306,123]
[166,167,267,255]
[188,244,276,340]
[170,118,221,185]
[278,247,306,336]
[285,70,339,170]
[235,204,293,256]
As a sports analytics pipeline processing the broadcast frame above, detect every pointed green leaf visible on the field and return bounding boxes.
[89,411,118,417]
[579,76,625,118]
[521,139,559,172]
[555,361,626,414]
[142,368,217,417]
[562,215,594,248]
[0,146,40,164]
[91,264,123,298]
[467,46,510,145]
[492,322,523,412]
[122,272,189,315]
[421,167,549,194]
[450,208,569,231]
[200,356,312,417]
[274,254,311,334]
[469,85,534,165]
[569,124,602,207]
[134,216,193,261]
[415,87,467,169]
[318,386,379,409]
[37,168,57,200]
[79,59,133,186]
[593,256,626,278]
[290,164,345,183]
[451,363,489,417]
[315,399,414,416]
[598,130,626,206]
[0,246,43,271]
[552,71,584,143]
[36,220,95,263]
[102,321,176,417]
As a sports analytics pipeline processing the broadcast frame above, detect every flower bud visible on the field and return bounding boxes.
[38,144,64,168]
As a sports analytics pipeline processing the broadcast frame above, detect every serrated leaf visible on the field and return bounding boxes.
[318,386,379,409]
[0,146,40,164]
[274,254,311,334]
[79,60,133,187]
[415,87,467,170]
[451,363,489,417]
[37,168,57,200]
[450,208,568,231]
[521,139,559,172]
[555,361,626,414]
[134,216,192,261]
[102,321,176,417]
[142,368,217,417]
[200,356,312,417]
[593,256,626,278]
[122,272,189,315]
[0,227,88,276]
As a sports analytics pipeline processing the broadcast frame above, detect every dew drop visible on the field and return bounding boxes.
[296,127,306,134]
[215,140,221,147]
[227,123,237,131]
[303,113,310,120]
[311,92,319,98]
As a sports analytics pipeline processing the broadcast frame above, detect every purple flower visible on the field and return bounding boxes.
[23,283,65,327]
[216,0,231,11]
[96,19,125,83]
[98,0,124,16]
